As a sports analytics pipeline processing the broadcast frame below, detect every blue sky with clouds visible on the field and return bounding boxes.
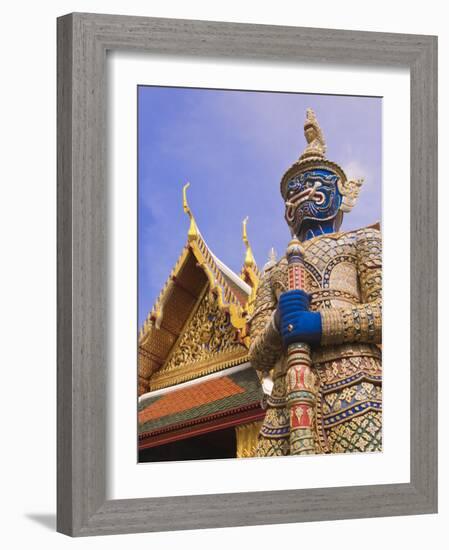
[138,86,382,327]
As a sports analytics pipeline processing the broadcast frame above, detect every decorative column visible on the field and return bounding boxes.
[285,238,318,455]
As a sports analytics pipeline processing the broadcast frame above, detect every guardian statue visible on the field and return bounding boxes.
[249,109,382,456]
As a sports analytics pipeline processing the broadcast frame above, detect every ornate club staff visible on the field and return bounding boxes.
[285,238,318,455]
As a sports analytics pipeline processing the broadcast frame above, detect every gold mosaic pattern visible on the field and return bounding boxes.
[322,382,382,415]
[256,435,290,457]
[312,343,381,365]
[248,269,283,373]
[320,228,382,345]
[317,355,381,386]
[261,403,289,430]
[326,411,382,453]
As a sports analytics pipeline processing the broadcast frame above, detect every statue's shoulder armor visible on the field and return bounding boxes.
[263,255,287,273]
[273,255,288,273]
[347,222,381,241]
[321,222,381,244]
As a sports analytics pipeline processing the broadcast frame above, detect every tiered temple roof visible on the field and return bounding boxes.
[138,185,264,451]
[139,364,263,451]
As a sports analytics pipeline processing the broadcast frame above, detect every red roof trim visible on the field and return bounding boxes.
[138,403,265,450]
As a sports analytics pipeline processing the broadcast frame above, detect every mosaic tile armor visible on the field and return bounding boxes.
[248,108,382,456]
[249,225,382,455]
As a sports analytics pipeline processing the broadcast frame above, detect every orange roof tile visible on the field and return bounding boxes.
[138,376,245,425]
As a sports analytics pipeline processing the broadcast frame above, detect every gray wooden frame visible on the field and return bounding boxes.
[57,12,438,537]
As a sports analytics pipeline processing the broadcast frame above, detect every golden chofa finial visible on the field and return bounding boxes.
[242,216,256,268]
[182,182,199,241]
[300,108,326,160]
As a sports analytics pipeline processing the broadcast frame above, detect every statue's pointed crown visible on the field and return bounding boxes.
[300,108,327,161]
[280,109,364,213]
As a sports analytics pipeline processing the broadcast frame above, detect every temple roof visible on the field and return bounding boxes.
[138,364,264,449]
[138,184,260,396]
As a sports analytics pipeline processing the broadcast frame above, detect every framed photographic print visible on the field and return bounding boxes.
[57,13,437,536]
[136,88,384,462]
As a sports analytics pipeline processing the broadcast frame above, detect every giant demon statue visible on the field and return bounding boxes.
[249,109,382,456]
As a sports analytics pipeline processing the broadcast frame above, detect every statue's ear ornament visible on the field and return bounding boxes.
[338,177,364,213]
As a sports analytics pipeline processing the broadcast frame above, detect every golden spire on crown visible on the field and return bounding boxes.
[300,108,326,161]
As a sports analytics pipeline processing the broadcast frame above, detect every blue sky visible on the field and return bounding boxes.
[138,86,382,327]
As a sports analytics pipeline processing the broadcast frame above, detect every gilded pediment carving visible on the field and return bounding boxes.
[149,288,248,390]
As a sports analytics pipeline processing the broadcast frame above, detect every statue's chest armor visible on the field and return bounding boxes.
[270,234,361,309]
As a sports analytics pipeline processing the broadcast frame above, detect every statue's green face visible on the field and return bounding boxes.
[284,168,342,235]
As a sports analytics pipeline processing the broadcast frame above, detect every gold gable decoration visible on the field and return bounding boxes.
[150,288,248,390]
[164,290,245,371]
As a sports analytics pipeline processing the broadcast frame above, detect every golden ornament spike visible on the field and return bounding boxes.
[300,108,326,160]
[242,216,256,268]
[182,182,199,241]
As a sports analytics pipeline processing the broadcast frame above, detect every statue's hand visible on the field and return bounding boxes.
[276,289,322,347]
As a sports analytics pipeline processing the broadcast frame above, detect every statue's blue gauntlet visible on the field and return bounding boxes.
[277,289,322,347]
